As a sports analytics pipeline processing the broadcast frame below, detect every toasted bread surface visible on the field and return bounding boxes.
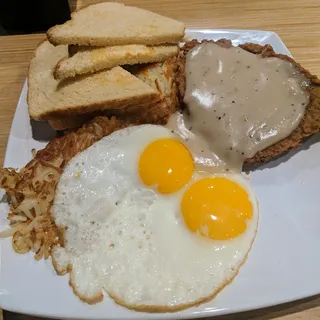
[54,44,178,80]
[47,2,185,47]
[48,59,179,130]
[27,41,160,120]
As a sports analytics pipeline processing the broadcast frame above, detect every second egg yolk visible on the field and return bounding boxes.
[139,139,194,194]
[181,177,253,240]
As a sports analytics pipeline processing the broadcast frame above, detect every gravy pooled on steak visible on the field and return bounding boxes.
[169,42,310,172]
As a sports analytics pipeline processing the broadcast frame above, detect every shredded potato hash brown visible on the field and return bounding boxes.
[0,117,134,260]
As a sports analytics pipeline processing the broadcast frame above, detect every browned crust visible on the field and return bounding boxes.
[47,25,183,47]
[49,2,95,46]
[50,221,257,309]
[27,41,161,120]
[30,89,160,121]
[47,99,165,131]
[53,57,67,80]
[69,269,104,304]
[47,33,183,47]
[106,216,258,312]
[176,39,320,165]
[51,253,70,276]
[46,2,185,47]
[107,269,238,312]
[54,47,98,80]
[52,253,104,304]
[55,45,178,81]
[26,39,47,108]
[48,59,179,130]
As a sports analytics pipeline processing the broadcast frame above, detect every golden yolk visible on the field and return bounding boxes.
[139,139,194,194]
[181,177,253,240]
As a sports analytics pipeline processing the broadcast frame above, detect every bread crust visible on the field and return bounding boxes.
[47,33,184,47]
[47,59,179,130]
[31,91,160,120]
[27,41,161,121]
[53,45,179,80]
[176,39,320,165]
[46,2,185,47]
[26,39,47,110]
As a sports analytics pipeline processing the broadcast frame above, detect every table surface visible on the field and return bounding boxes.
[1,0,320,319]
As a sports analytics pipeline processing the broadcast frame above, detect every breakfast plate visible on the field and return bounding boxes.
[1,29,320,319]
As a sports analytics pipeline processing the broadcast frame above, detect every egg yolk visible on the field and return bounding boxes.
[181,177,253,240]
[139,139,194,194]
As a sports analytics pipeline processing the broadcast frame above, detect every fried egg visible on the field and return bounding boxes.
[52,125,258,310]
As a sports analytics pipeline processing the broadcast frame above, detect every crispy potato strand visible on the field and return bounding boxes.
[0,117,133,259]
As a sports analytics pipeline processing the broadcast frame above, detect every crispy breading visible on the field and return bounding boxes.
[176,39,320,164]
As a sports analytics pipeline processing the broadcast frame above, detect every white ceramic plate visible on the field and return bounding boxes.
[1,29,320,320]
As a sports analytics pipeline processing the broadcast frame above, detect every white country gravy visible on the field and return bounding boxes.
[167,42,310,172]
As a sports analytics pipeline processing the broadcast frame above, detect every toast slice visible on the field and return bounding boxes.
[27,40,160,120]
[48,59,179,130]
[54,44,179,80]
[176,39,320,165]
[47,2,185,47]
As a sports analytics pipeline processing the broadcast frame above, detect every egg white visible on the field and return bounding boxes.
[52,125,259,310]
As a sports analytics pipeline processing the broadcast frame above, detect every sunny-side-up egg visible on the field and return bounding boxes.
[51,124,259,311]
